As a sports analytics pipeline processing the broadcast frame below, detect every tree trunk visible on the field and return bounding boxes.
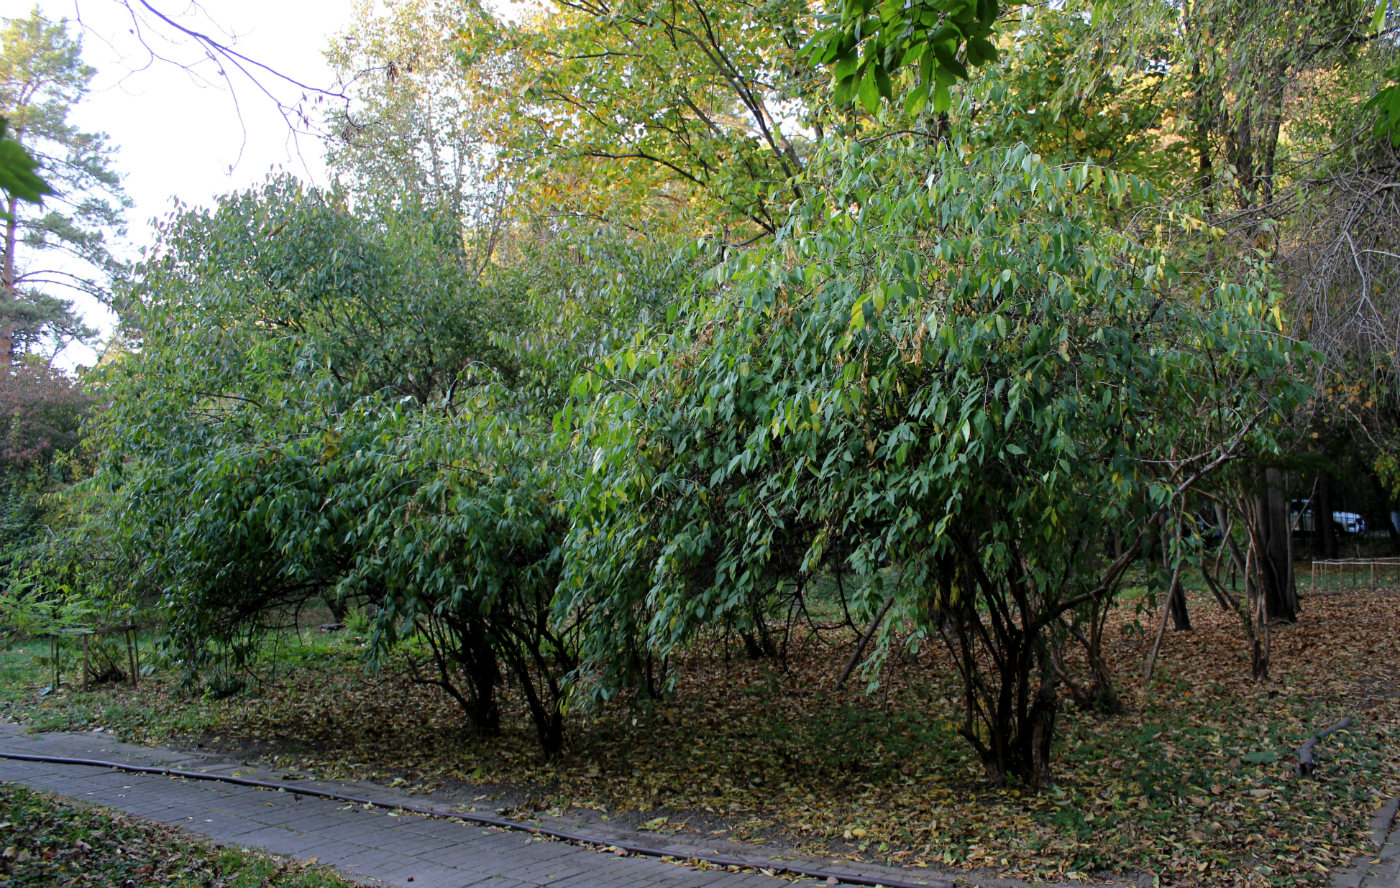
[1169,579,1192,631]
[2,193,19,364]
[740,594,778,659]
[1159,527,1192,631]
[1227,112,1256,210]
[1082,644,1120,713]
[454,616,502,736]
[514,662,565,757]
[952,622,1059,791]
[1251,554,1271,680]
[321,592,348,622]
[1023,669,1058,789]
[1258,468,1297,623]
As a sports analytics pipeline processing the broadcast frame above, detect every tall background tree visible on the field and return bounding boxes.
[0,9,117,633]
[457,0,825,242]
[326,0,509,262]
[1,8,127,365]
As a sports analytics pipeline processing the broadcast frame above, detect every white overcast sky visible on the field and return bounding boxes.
[20,0,360,367]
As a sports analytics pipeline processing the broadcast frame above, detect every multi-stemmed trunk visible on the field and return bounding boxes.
[935,539,1064,791]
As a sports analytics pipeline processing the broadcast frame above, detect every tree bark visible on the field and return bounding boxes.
[452,615,502,736]
[1169,579,1192,631]
[1258,468,1297,623]
[2,192,19,365]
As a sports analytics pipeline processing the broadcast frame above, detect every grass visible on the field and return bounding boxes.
[0,782,363,887]
[1,583,1397,888]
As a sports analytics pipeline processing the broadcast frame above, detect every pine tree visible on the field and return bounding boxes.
[1,8,128,364]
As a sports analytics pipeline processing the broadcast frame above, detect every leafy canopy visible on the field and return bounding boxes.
[806,0,1001,115]
[563,136,1309,784]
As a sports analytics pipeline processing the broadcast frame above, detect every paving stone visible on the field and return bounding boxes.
[390,834,468,857]
[251,798,323,823]
[227,827,330,857]
[320,818,403,845]
[398,873,482,888]
[15,720,1379,888]
[181,812,268,838]
[0,719,755,888]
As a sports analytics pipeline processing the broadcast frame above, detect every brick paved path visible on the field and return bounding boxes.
[8,720,1393,888]
[0,721,965,888]
[1335,798,1400,888]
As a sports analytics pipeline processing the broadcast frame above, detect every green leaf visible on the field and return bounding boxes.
[815,32,846,64]
[834,72,861,106]
[1366,73,1400,147]
[904,82,931,116]
[0,119,54,214]
[933,81,952,113]
[834,50,860,82]
[850,297,869,331]
[874,64,894,101]
[966,36,997,66]
[931,36,969,81]
[859,68,883,113]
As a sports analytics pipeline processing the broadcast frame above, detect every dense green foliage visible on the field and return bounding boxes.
[564,139,1307,785]
[93,180,514,678]
[88,177,692,752]
[808,0,1000,115]
[7,0,1397,814]
[1370,64,1400,146]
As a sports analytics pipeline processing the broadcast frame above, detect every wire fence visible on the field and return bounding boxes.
[1307,557,1400,593]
